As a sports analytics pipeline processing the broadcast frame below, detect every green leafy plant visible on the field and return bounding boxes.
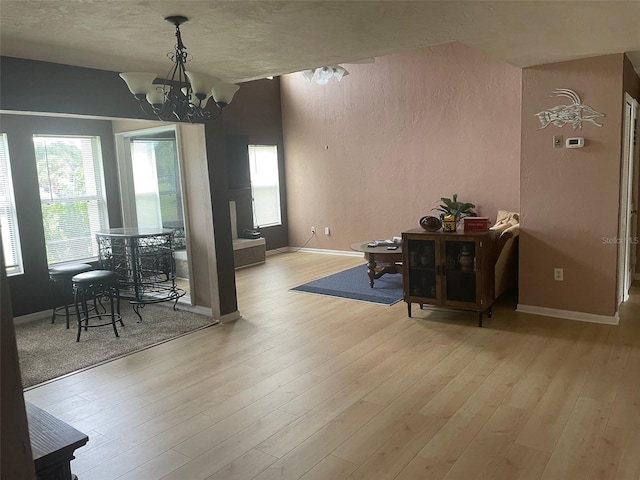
[432,194,478,221]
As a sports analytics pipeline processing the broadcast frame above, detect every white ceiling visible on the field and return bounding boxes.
[1,1,639,83]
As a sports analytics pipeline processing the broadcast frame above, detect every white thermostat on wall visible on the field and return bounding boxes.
[565,137,585,148]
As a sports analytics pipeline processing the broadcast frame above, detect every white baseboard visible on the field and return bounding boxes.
[266,247,362,257]
[235,260,265,270]
[516,304,619,325]
[266,247,310,256]
[296,247,362,257]
[175,301,213,318]
[220,310,242,323]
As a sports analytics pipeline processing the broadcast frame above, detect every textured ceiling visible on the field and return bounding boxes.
[1,1,639,83]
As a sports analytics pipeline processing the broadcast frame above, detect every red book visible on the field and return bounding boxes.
[463,217,490,231]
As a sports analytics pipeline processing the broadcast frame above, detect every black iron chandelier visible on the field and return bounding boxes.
[120,16,239,122]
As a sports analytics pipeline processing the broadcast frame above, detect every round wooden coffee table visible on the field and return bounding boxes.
[350,242,403,288]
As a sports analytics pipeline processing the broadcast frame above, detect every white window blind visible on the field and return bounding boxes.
[248,145,281,227]
[34,135,108,264]
[0,134,24,275]
[131,141,163,228]
[130,139,183,229]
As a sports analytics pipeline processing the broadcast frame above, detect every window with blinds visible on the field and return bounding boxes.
[248,145,281,228]
[0,134,24,275]
[34,135,108,264]
[130,139,183,229]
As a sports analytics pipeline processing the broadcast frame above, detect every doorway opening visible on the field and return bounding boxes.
[115,125,191,299]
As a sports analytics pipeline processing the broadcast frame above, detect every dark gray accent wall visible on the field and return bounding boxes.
[0,56,237,317]
[205,120,238,312]
[222,78,288,250]
[1,114,121,316]
[225,134,254,236]
[0,57,142,119]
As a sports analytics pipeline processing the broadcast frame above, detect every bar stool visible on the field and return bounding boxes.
[72,270,123,342]
[49,263,93,328]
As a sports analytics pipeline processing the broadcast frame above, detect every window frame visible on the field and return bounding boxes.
[0,133,24,276]
[130,137,184,229]
[34,134,109,265]
[248,144,282,228]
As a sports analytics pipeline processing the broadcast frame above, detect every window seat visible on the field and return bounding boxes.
[233,237,266,268]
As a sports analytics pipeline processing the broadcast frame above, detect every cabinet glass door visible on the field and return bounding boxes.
[407,239,437,299]
[443,240,477,303]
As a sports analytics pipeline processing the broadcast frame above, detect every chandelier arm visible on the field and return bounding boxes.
[162,53,192,121]
[197,107,222,122]
[164,52,179,87]
[134,97,165,118]
[195,102,223,121]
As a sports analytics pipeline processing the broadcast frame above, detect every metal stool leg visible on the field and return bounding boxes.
[50,276,71,327]
[116,284,124,327]
[93,295,101,320]
[110,287,119,338]
[82,288,90,333]
[64,301,70,329]
[74,287,83,342]
[50,278,58,324]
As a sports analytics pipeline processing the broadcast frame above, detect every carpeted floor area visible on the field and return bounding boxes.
[15,303,216,388]
[291,264,404,305]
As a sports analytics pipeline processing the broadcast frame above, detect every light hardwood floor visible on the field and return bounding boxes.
[24,252,640,480]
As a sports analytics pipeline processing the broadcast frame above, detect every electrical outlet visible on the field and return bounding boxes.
[554,268,563,281]
[311,226,316,234]
[324,227,330,235]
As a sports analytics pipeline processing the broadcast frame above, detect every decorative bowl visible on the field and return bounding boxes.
[419,216,442,231]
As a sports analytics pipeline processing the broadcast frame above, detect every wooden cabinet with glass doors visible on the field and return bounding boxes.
[402,229,495,326]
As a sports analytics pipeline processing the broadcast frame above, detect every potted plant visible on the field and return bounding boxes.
[432,194,477,231]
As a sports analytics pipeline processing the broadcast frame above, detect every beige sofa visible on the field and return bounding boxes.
[490,210,520,299]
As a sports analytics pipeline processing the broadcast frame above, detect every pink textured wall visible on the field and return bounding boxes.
[520,54,625,317]
[281,42,521,250]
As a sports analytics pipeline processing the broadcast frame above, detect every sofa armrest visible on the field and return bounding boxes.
[494,225,519,265]
[494,225,519,299]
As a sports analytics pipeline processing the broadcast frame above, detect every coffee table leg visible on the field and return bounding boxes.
[367,259,376,288]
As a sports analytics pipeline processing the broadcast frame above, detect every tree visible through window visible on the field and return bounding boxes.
[34,135,108,264]
[0,133,23,275]
[248,145,281,227]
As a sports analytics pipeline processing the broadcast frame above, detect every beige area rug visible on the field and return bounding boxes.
[15,303,216,388]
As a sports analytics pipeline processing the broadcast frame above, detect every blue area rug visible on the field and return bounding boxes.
[291,265,403,305]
